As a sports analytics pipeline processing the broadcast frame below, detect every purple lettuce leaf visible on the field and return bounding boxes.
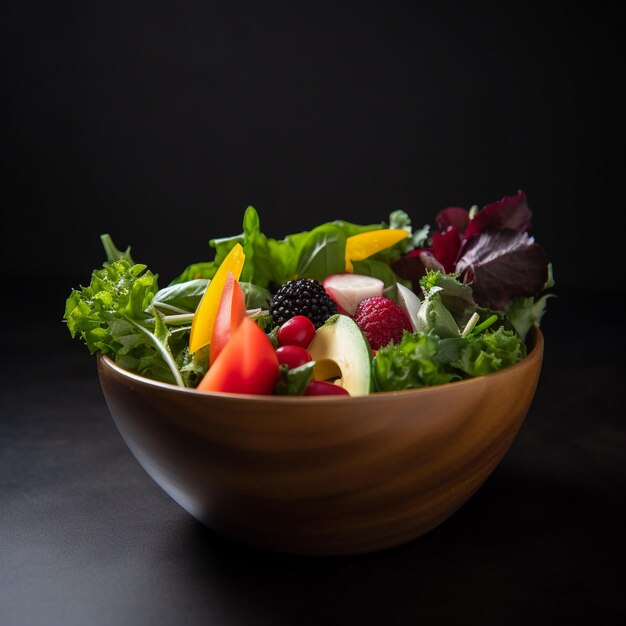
[435,207,470,233]
[464,190,532,241]
[456,229,548,310]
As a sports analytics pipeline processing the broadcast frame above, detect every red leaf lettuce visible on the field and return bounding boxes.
[392,190,549,311]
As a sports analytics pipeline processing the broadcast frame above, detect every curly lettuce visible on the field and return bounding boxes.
[374,327,525,392]
[64,254,185,386]
[374,333,461,391]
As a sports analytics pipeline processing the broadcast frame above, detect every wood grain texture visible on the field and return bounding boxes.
[97,328,543,555]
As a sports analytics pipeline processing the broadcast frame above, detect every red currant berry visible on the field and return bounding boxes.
[304,380,350,396]
[275,345,311,370]
[276,315,316,348]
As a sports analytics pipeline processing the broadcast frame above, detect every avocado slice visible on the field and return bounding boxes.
[307,314,373,396]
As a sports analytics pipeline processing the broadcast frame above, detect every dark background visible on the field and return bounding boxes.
[1,2,624,625]
[2,1,622,287]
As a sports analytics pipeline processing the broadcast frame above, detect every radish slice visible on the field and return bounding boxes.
[322,273,384,316]
[396,283,422,331]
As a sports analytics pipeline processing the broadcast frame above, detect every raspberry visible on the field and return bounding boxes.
[353,296,412,350]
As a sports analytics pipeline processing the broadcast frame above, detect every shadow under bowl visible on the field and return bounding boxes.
[97,327,543,556]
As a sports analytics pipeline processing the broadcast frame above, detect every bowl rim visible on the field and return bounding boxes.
[98,326,543,403]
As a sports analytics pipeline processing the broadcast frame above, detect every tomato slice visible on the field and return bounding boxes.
[197,317,280,395]
[189,243,245,353]
[210,273,246,366]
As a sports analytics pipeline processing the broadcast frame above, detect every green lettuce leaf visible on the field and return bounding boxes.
[171,206,422,291]
[373,326,525,391]
[100,233,134,264]
[389,210,430,252]
[504,263,556,340]
[64,256,185,385]
[419,270,477,328]
[453,327,525,377]
[414,288,460,338]
[374,333,461,391]
[65,259,158,353]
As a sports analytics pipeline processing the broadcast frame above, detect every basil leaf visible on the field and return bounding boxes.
[274,362,316,395]
[240,282,272,309]
[178,345,210,388]
[151,279,209,314]
[169,261,217,285]
[295,226,346,280]
[170,208,420,291]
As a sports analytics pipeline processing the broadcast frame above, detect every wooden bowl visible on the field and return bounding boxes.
[97,327,543,555]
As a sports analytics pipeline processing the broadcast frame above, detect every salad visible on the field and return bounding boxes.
[64,190,553,396]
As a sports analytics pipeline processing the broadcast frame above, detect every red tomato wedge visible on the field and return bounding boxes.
[209,273,246,366]
[197,317,280,395]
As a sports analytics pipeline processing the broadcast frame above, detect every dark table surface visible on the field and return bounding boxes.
[1,289,624,625]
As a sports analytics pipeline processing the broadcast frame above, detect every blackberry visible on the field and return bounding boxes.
[269,278,337,329]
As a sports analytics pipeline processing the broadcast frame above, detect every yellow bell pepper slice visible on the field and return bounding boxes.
[189,243,245,353]
[345,229,409,272]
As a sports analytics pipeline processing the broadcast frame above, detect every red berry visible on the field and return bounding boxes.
[275,345,311,370]
[353,296,412,350]
[277,315,316,348]
[304,380,350,396]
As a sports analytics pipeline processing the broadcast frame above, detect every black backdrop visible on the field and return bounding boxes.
[2,1,621,289]
[2,2,625,625]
